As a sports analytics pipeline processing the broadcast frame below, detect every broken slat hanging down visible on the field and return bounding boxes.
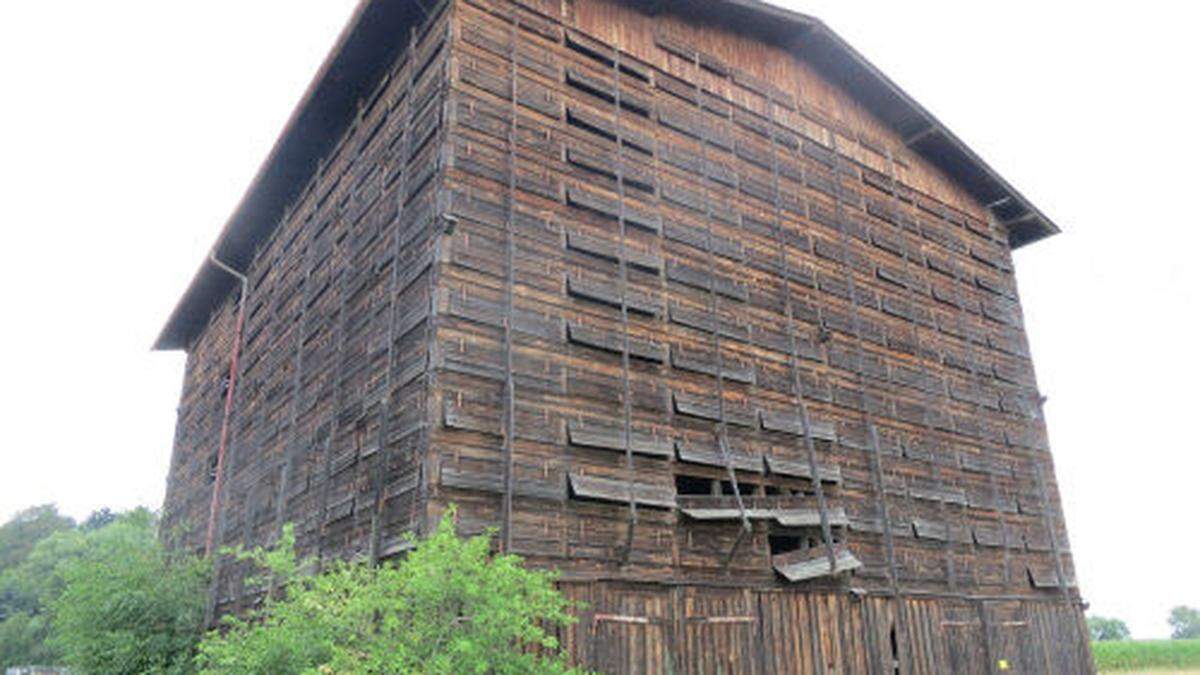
[773,545,863,582]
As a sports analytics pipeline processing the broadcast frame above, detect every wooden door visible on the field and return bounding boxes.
[586,584,675,674]
[679,587,762,675]
[940,603,989,675]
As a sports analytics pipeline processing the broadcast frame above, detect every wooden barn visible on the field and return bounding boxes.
[155,0,1090,671]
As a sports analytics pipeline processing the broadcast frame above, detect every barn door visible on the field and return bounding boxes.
[984,602,1037,673]
[941,603,989,675]
[587,584,675,674]
[679,587,762,675]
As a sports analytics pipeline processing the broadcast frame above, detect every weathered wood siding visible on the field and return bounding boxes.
[555,582,1091,674]
[162,4,452,614]
[162,0,1089,670]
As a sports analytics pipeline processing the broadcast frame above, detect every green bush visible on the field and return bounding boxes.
[48,509,210,674]
[0,506,87,668]
[197,507,582,674]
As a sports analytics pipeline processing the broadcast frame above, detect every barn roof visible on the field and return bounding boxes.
[154,0,1060,350]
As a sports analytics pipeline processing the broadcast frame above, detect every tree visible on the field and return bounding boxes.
[1169,605,1200,640]
[49,509,210,674]
[0,510,85,669]
[197,507,582,674]
[0,504,74,574]
[81,507,117,532]
[1087,616,1130,641]
[0,611,57,667]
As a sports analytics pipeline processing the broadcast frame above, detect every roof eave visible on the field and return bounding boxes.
[156,0,1060,351]
[153,0,428,350]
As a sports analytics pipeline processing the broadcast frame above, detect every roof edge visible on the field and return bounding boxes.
[156,0,1060,351]
[153,0,428,350]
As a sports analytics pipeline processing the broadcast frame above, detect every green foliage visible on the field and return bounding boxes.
[1093,638,1200,672]
[1169,605,1200,640]
[1087,615,1131,642]
[0,504,74,576]
[81,507,117,532]
[198,507,583,674]
[48,508,210,674]
[0,505,84,668]
[0,611,57,668]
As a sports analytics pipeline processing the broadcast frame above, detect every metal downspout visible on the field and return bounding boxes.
[204,251,248,557]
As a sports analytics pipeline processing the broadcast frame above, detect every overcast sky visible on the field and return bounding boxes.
[1,0,1195,639]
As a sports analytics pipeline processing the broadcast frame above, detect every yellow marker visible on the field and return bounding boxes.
[997,659,1011,671]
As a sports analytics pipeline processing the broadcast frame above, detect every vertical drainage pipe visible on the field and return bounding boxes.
[204,251,248,557]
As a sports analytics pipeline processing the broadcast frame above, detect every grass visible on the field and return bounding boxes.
[1094,639,1200,672]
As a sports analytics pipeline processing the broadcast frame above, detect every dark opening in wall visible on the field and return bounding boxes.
[769,534,803,555]
[675,473,715,496]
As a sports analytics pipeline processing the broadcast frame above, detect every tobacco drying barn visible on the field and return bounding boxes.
[156,0,1090,671]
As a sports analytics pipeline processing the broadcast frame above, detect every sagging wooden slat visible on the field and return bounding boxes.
[566,146,656,194]
[774,507,849,528]
[773,546,862,582]
[665,260,748,301]
[565,187,661,232]
[567,472,675,508]
[566,230,662,272]
[670,346,755,384]
[674,439,764,473]
[763,455,842,484]
[567,276,663,316]
[324,496,354,524]
[564,106,654,155]
[1028,566,1075,589]
[966,489,1018,514]
[440,459,567,502]
[672,391,756,427]
[758,410,837,441]
[849,517,914,538]
[908,483,968,506]
[664,219,745,260]
[566,421,673,458]
[679,506,846,527]
[443,400,498,435]
[960,453,1013,478]
[668,303,749,342]
[971,525,1018,549]
[912,518,972,544]
[566,321,665,362]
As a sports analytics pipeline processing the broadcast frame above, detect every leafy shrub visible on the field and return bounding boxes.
[49,509,210,674]
[198,507,582,674]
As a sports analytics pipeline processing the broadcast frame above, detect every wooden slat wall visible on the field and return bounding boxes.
[161,4,453,615]
[162,0,1091,670]
[557,583,1091,673]
[430,0,1075,599]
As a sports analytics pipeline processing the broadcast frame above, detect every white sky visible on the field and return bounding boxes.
[0,0,1195,640]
